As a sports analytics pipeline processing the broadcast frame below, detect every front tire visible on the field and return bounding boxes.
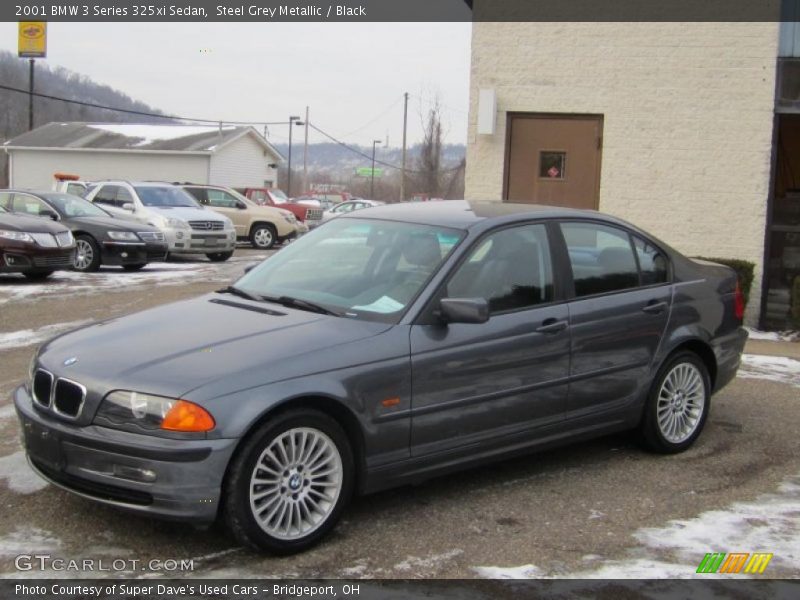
[639,351,711,454]
[223,409,354,554]
[74,235,101,272]
[250,224,277,249]
[206,251,233,262]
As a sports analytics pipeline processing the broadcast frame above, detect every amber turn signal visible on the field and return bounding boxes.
[160,399,216,432]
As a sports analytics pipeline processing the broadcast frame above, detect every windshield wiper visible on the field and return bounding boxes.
[217,285,262,302]
[262,295,339,316]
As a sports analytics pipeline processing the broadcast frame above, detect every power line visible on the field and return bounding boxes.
[333,96,404,139]
[0,83,287,126]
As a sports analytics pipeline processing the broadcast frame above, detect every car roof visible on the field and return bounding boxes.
[342,200,614,229]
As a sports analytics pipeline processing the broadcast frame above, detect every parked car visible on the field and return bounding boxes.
[52,173,95,198]
[15,201,747,554]
[238,188,324,229]
[0,205,75,279]
[321,199,384,222]
[0,190,168,272]
[292,196,338,211]
[180,184,305,249]
[84,182,237,262]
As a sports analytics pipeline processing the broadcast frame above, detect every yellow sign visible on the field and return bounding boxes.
[18,22,47,58]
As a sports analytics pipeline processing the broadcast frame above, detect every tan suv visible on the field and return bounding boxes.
[181,185,305,249]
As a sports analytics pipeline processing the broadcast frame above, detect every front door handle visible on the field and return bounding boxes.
[642,301,667,315]
[535,318,568,334]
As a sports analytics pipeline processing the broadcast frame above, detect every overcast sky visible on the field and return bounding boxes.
[0,22,472,148]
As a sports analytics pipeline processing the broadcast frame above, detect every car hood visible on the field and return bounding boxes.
[146,206,228,223]
[65,215,157,232]
[37,294,390,415]
[0,213,69,234]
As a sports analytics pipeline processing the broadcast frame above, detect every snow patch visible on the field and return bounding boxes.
[745,328,799,343]
[475,472,800,579]
[0,320,92,352]
[394,549,463,572]
[90,124,236,148]
[0,527,61,557]
[738,354,800,388]
[0,450,49,494]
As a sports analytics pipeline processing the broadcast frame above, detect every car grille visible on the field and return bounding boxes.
[29,233,58,248]
[188,220,224,231]
[32,369,85,418]
[306,208,323,221]
[55,231,74,247]
[32,253,74,267]
[137,231,166,242]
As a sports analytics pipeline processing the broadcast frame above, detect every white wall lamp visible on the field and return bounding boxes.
[477,88,497,135]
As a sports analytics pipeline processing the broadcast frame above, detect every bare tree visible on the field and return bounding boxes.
[414,97,444,198]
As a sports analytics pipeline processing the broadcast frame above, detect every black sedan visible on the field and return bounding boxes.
[0,206,76,279]
[16,201,747,553]
[0,191,168,272]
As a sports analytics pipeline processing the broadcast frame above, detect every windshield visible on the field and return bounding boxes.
[235,218,464,323]
[135,186,201,208]
[271,189,289,202]
[44,193,110,218]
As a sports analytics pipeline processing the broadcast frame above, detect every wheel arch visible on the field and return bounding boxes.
[248,221,277,237]
[221,394,367,501]
[658,338,718,391]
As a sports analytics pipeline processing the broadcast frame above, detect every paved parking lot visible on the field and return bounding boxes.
[0,247,798,579]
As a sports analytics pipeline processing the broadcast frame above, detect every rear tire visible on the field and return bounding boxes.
[23,270,54,281]
[223,409,354,554]
[639,351,711,454]
[206,251,233,262]
[250,224,277,249]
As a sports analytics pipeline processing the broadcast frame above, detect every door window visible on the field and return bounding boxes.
[633,236,669,285]
[93,185,120,207]
[446,224,554,313]
[0,192,12,211]
[206,189,240,208]
[561,222,639,296]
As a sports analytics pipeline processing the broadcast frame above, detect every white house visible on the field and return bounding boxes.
[3,122,283,190]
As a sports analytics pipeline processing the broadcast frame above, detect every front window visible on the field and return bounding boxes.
[135,186,200,208]
[236,218,464,322]
[42,194,111,218]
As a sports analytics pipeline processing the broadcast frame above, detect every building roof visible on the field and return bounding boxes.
[3,122,284,160]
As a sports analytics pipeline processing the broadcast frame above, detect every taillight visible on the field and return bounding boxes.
[734,280,745,321]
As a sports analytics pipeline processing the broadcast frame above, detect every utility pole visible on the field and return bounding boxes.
[400,92,408,202]
[371,139,382,198]
[287,115,301,196]
[303,106,309,194]
[28,59,35,131]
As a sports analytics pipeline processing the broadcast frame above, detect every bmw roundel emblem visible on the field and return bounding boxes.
[63,357,79,367]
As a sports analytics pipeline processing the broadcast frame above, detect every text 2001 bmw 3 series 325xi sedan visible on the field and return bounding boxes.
[15,200,747,553]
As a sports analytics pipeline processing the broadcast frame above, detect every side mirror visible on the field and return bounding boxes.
[237,202,247,210]
[41,209,59,221]
[122,202,135,212]
[438,298,489,324]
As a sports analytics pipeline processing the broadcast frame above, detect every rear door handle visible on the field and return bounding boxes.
[642,301,667,315]
[535,318,568,334]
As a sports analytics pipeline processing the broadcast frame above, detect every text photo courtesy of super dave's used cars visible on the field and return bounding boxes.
[11,199,749,554]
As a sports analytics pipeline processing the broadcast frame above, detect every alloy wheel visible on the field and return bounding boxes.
[74,239,94,271]
[253,227,274,248]
[248,427,343,541]
[656,362,706,444]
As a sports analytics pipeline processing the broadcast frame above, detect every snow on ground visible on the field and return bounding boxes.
[0,527,61,558]
[738,354,800,388]
[0,320,92,352]
[0,449,48,494]
[745,328,799,343]
[475,472,800,579]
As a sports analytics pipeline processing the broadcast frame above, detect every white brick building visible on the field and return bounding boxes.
[465,22,800,329]
[3,123,283,191]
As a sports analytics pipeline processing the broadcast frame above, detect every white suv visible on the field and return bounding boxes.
[85,182,237,261]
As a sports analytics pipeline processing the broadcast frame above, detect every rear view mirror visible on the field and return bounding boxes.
[439,298,489,324]
[122,202,135,212]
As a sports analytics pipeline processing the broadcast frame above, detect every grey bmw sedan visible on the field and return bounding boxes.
[15,201,747,553]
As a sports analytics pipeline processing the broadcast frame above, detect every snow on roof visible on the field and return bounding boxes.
[89,124,237,147]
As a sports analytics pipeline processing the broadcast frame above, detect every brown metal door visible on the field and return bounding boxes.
[505,114,603,209]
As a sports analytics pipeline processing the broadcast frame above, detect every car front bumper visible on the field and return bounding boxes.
[100,241,169,265]
[1,243,76,273]
[163,228,237,255]
[14,385,237,522]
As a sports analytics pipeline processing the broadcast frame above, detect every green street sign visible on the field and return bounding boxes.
[355,167,383,178]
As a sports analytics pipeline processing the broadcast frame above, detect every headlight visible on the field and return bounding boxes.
[283,214,297,224]
[94,391,215,434]
[107,231,139,241]
[165,218,190,230]
[0,230,34,243]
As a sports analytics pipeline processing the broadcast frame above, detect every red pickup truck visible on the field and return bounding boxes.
[237,188,323,228]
